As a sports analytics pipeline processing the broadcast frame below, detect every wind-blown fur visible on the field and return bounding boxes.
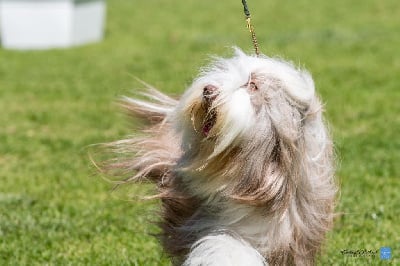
[100,48,336,265]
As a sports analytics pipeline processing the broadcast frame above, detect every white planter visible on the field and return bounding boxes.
[0,0,106,50]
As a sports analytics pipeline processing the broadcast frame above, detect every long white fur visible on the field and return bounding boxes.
[211,88,255,157]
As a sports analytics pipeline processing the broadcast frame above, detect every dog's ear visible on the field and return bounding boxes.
[284,98,336,259]
[269,96,335,208]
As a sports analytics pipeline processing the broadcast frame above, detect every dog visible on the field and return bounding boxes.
[100,48,336,265]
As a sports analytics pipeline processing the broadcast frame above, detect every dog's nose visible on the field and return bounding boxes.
[203,85,218,99]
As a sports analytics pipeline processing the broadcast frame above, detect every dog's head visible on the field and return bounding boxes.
[173,48,333,207]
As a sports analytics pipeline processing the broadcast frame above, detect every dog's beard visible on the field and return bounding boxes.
[187,85,256,158]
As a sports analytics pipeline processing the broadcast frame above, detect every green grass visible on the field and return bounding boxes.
[0,0,398,265]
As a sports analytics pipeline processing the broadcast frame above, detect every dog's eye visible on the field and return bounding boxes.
[248,82,258,92]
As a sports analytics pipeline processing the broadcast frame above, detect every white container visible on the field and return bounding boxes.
[0,0,106,50]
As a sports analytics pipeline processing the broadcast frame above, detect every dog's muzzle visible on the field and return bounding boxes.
[202,85,218,137]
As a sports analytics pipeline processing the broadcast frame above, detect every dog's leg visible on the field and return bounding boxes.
[182,234,267,266]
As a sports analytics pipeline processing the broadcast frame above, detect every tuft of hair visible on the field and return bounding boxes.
[98,82,180,185]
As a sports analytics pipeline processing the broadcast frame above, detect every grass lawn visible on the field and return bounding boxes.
[0,0,398,265]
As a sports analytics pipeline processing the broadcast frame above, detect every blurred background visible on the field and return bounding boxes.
[0,0,398,265]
